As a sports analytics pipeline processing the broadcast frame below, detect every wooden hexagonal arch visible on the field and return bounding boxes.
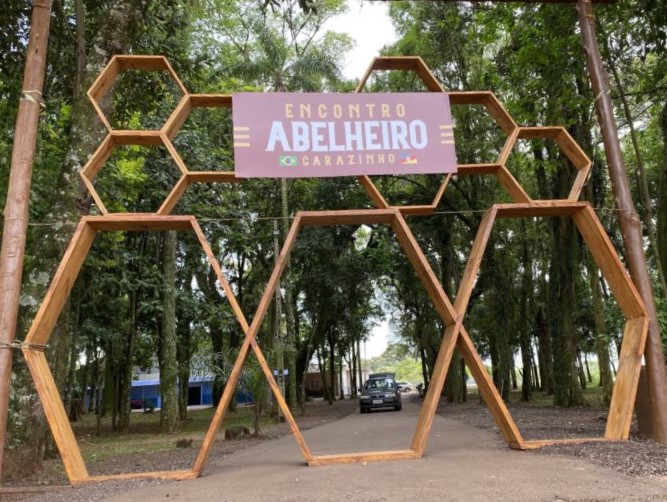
[453,200,648,448]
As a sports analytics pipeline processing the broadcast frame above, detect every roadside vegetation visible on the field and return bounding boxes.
[1,0,666,482]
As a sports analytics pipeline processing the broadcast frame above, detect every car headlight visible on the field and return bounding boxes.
[360,394,371,399]
[385,393,395,398]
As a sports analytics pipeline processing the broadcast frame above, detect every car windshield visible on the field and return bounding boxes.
[363,378,394,391]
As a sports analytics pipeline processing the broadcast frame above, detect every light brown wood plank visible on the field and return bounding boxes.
[244,215,303,339]
[569,164,591,202]
[299,209,395,227]
[308,450,419,466]
[518,126,562,140]
[357,57,444,92]
[25,221,96,345]
[158,175,189,215]
[519,438,613,450]
[116,56,188,95]
[80,134,114,180]
[163,95,192,139]
[448,91,493,106]
[457,327,525,446]
[496,165,532,203]
[605,316,648,439]
[84,470,197,484]
[358,175,389,209]
[484,93,517,134]
[573,206,646,318]
[191,220,250,333]
[495,201,588,218]
[398,205,436,216]
[111,130,163,145]
[186,172,240,183]
[411,320,462,453]
[162,135,188,175]
[498,128,519,165]
[190,94,233,107]
[84,214,194,232]
[456,164,501,175]
[391,212,456,325]
[22,351,89,483]
[193,337,252,475]
[248,338,313,462]
[454,207,497,313]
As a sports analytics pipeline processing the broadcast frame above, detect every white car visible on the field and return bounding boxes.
[396,381,413,393]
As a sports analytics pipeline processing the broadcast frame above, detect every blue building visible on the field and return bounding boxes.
[130,374,215,409]
[130,370,253,409]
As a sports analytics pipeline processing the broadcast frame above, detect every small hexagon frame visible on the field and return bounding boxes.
[88,55,188,132]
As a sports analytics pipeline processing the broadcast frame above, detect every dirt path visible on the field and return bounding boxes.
[96,397,667,501]
[7,396,667,501]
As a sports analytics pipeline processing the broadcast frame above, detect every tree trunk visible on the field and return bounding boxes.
[519,222,533,401]
[159,231,179,433]
[587,255,614,405]
[659,101,667,296]
[599,22,667,296]
[0,0,52,477]
[578,0,667,443]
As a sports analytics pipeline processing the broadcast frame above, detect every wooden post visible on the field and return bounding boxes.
[577,0,667,443]
[0,0,53,479]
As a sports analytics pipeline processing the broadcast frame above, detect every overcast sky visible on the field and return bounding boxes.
[324,1,397,81]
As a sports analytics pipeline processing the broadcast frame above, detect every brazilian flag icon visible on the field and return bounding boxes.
[279,155,298,167]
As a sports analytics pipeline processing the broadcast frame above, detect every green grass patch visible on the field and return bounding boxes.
[71,406,274,463]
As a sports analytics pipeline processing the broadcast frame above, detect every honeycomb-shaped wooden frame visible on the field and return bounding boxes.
[355,57,531,213]
[20,215,249,483]
[83,57,240,215]
[24,55,648,485]
[455,201,648,448]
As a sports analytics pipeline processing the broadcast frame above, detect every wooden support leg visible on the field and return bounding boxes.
[411,319,462,454]
[192,337,251,476]
[456,327,525,448]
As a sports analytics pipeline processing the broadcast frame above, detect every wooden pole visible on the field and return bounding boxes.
[577,0,667,443]
[0,0,53,478]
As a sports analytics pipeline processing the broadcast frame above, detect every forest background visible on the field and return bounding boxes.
[1,0,666,478]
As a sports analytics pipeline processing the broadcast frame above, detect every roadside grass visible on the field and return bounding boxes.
[70,405,273,464]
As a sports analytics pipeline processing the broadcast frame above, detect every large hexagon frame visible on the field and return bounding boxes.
[21,215,251,484]
[457,201,648,447]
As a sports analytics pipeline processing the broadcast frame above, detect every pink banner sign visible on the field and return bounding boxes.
[232,92,457,178]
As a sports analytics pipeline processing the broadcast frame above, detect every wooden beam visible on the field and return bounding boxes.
[308,450,419,466]
[84,214,195,232]
[299,209,395,227]
[577,0,667,442]
[605,316,648,439]
[453,207,497,313]
[193,337,251,475]
[22,351,88,483]
[411,320,462,452]
[24,220,96,346]
[495,201,587,218]
[456,327,525,447]
[573,205,646,319]
[0,9,51,478]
